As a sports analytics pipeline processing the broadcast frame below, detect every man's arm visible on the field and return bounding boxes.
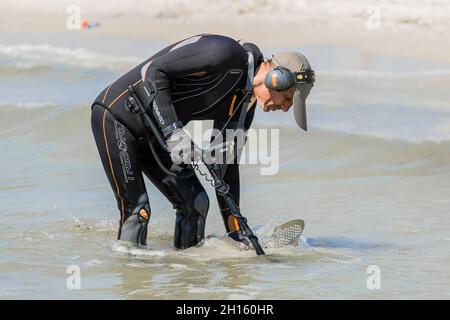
[213,105,256,233]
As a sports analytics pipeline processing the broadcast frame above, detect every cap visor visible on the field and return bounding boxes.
[293,89,307,131]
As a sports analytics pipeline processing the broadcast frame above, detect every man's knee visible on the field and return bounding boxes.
[193,190,209,218]
[119,193,151,246]
[174,189,209,249]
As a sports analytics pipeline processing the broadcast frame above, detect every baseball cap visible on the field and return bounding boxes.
[272,52,315,131]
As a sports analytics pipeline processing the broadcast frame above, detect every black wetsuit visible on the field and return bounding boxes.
[91,34,263,248]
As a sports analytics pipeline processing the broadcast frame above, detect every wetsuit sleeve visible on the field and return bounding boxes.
[142,35,247,137]
[213,105,256,228]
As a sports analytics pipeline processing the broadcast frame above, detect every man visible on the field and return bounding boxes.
[90,34,314,249]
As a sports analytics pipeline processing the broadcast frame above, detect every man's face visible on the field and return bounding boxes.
[259,87,295,112]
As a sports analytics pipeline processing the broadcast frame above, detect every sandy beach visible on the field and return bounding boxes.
[1,1,450,63]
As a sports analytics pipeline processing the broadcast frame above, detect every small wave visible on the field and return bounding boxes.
[13,101,57,109]
[67,217,117,234]
[111,241,168,257]
[306,236,392,251]
[84,259,102,266]
[318,69,450,78]
[0,101,59,110]
[262,125,450,177]
[2,101,450,172]
[0,44,142,70]
[0,62,54,76]
[107,222,310,261]
[109,236,256,260]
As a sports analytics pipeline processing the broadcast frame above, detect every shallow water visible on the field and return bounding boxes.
[0,30,449,299]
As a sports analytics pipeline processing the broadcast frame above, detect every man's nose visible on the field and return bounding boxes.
[282,104,291,112]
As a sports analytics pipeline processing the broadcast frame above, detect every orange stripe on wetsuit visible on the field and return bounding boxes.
[221,207,241,232]
[102,78,143,237]
[228,94,237,116]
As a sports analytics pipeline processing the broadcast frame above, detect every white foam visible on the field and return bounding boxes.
[227,293,253,300]
[111,241,167,257]
[0,101,58,109]
[168,263,193,270]
[187,287,249,294]
[0,44,141,70]
[85,259,102,266]
[14,102,57,109]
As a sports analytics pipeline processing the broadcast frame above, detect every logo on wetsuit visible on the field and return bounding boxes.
[152,100,165,125]
[114,121,134,183]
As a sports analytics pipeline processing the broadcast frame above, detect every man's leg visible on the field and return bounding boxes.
[91,104,150,246]
[168,166,209,249]
[139,147,209,249]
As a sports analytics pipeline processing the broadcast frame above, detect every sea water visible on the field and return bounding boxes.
[0,31,449,299]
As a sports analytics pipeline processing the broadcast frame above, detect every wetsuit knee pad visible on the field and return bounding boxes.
[120,193,151,246]
[174,190,209,249]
